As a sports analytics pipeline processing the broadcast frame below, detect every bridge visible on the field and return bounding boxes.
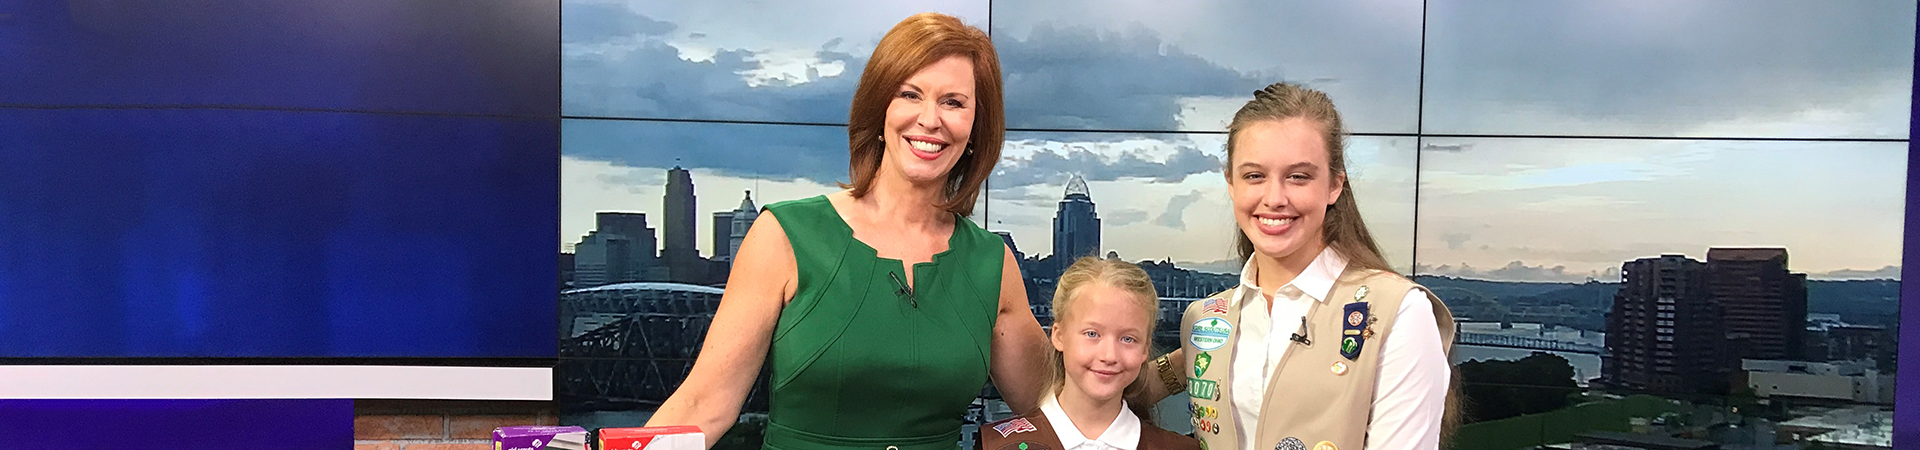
[556,283,771,411]
[1144,299,1605,355]
[1455,332,1604,354]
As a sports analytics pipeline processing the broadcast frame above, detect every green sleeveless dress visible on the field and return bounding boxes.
[761,196,1003,450]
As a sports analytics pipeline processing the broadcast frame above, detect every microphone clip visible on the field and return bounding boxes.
[889,271,919,308]
[1289,316,1311,346]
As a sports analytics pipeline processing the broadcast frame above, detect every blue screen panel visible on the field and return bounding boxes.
[0,399,351,450]
[0,0,558,117]
[0,108,558,357]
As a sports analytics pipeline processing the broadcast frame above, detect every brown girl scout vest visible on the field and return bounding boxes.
[978,412,1201,450]
[1178,268,1454,450]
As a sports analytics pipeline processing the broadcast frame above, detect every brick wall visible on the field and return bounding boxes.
[355,400,558,450]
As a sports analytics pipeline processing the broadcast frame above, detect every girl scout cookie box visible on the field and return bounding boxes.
[494,425,587,450]
[598,426,702,450]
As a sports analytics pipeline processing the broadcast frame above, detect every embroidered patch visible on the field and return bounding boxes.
[1190,317,1233,351]
[992,418,1037,437]
[1188,377,1221,400]
[1194,351,1213,377]
[1339,302,1369,360]
[1202,297,1230,315]
[1276,437,1307,450]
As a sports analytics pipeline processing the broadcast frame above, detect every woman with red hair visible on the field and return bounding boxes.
[647,13,1050,450]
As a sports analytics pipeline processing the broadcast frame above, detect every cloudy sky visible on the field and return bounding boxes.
[1423,0,1914,138]
[560,0,1914,281]
[1416,139,1907,282]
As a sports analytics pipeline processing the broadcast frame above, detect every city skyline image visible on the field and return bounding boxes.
[559,0,1912,448]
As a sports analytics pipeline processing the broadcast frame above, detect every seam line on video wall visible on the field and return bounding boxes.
[1413,0,1431,269]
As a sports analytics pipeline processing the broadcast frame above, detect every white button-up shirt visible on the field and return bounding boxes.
[1039,393,1141,450]
[1227,248,1450,450]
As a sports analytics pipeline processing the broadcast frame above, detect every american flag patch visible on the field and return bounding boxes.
[993,418,1037,437]
[1202,298,1229,314]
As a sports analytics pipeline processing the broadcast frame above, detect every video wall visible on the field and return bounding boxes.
[557,0,1914,448]
[0,0,1910,447]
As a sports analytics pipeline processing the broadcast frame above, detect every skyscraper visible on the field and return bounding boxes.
[1051,175,1101,275]
[1707,248,1807,361]
[1603,254,1729,394]
[712,211,734,262]
[572,212,660,288]
[994,231,1026,263]
[727,190,759,263]
[662,166,700,282]
[595,211,653,243]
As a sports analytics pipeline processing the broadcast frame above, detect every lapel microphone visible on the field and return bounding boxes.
[1289,316,1311,345]
[889,271,918,308]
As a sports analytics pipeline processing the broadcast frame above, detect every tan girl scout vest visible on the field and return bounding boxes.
[1178,268,1454,450]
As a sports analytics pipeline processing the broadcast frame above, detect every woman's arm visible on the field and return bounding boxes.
[1362,289,1451,450]
[988,245,1050,415]
[644,211,798,449]
[1126,347,1184,407]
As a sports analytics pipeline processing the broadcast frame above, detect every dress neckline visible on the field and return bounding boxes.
[816,195,963,268]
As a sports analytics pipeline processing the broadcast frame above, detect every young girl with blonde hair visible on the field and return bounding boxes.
[980,257,1200,450]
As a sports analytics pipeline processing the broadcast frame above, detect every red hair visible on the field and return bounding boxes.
[844,13,1003,217]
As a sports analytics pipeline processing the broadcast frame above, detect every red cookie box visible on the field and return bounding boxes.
[596,426,702,450]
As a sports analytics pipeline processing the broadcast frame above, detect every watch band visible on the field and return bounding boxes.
[1155,353,1185,395]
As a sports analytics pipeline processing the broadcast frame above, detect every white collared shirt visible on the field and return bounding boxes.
[1226,248,1450,450]
[1040,393,1141,450]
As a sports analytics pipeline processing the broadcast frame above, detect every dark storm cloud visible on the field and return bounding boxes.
[563,3,676,43]
[565,13,1277,132]
[1422,0,1914,136]
[563,119,849,185]
[992,145,1222,189]
[995,23,1274,131]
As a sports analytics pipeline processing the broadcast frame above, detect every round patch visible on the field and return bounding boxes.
[1346,310,1365,327]
[1276,437,1307,450]
[1189,317,1233,351]
[1314,442,1337,450]
[1330,361,1348,376]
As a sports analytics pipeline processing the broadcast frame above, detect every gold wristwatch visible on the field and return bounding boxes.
[1155,353,1185,394]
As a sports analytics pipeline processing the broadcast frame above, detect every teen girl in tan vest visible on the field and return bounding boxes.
[1131,83,1457,450]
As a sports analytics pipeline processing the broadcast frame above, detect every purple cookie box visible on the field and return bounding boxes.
[493,425,587,450]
